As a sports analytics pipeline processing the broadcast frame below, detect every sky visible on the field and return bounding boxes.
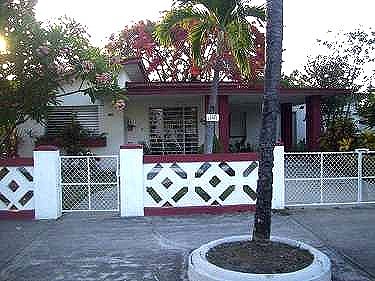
[35,0,375,75]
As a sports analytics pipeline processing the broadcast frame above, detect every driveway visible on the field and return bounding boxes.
[0,206,374,281]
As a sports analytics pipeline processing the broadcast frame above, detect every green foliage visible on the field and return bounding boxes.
[229,139,258,153]
[285,29,375,129]
[0,0,125,157]
[154,0,265,80]
[320,118,358,151]
[358,89,375,129]
[60,116,90,156]
[291,140,306,152]
[357,130,375,150]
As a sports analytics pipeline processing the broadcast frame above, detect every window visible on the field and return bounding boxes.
[46,106,100,136]
[230,111,247,139]
[149,107,199,154]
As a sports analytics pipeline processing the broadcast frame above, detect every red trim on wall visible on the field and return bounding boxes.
[144,152,258,164]
[0,210,35,220]
[36,137,107,148]
[34,145,58,151]
[219,96,230,152]
[121,144,143,149]
[126,82,351,97]
[144,204,256,216]
[281,103,293,151]
[0,158,33,167]
[306,96,321,151]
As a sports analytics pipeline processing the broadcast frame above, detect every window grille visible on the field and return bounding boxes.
[46,106,100,136]
[149,107,199,154]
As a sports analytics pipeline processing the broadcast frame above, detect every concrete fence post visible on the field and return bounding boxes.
[120,145,144,217]
[33,146,61,220]
[355,148,369,203]
[272,145,285,209]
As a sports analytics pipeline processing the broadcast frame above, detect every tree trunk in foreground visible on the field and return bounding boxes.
[252,0,283,242]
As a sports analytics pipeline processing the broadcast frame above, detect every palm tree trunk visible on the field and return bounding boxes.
[204,31,224,154]
[204,64,220,153]
[252,0,283,242]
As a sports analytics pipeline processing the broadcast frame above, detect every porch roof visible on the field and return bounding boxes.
[126,82,351,99]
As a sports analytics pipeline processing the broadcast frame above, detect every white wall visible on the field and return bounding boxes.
[92,101,125,155]
[16,78,127,156]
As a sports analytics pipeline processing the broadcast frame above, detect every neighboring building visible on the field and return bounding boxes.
[16,59,350,157]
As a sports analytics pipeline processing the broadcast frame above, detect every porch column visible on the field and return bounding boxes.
[218,96,230,152]
[281,103,293,151]
[306,96,321,151]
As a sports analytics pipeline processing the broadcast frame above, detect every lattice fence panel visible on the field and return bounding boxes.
[285,151,373,206]
[144,160,260,208]
[60,156,119,211]
[62,185,89,210]
[285,179,321,205]
[322,153,358,178]
[322,179,358,203]
[285,153,321,179]
[363,153,375,177]
[362,178,375,202]
[0,166,34,211]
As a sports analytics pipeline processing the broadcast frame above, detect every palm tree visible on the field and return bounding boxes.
[154,0,265,153]
[252,0,283,242]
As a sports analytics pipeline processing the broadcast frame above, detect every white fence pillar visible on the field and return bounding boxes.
[355,148,369,203]
[120,145,144,217]
[33,146,61,220]
[272,145,285,209]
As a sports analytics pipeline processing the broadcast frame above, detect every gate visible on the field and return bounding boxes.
[285,151,375,206]
[60,155,119,211]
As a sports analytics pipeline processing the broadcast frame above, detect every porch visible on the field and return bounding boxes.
[125,82,350,153]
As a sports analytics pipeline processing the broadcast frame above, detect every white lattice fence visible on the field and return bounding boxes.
[60,156,119,211]
[0,162,34,211]
[362,152,375,202]
[285,151,375,206]
[144,160,259,208]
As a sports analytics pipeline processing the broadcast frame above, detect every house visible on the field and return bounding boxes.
[16,58,351,157]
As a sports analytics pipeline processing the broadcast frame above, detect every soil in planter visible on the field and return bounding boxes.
[206,240,314,274]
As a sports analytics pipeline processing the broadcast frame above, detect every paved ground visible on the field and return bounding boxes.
[0,206,374,281]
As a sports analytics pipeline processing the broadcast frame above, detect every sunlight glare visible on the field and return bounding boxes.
[0,36,7,53]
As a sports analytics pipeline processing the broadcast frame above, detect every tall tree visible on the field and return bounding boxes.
[284,29,375,130]
[106,20,265,83]
[0,0,124,158]
[252,0,283,242]
[154,0,265,153]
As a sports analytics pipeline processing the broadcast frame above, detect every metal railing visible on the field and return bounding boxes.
[285,150,375,206]
[60,155,119,212]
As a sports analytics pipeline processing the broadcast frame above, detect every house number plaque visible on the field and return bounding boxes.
[206,114,220,122]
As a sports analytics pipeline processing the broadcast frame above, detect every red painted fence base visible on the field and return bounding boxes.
[144,204,256,216]
[0,210,35,220]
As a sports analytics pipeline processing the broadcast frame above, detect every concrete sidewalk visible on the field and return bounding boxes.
[0,206,374,281]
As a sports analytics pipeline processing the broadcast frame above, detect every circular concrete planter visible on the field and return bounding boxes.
[188,236,331,281]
